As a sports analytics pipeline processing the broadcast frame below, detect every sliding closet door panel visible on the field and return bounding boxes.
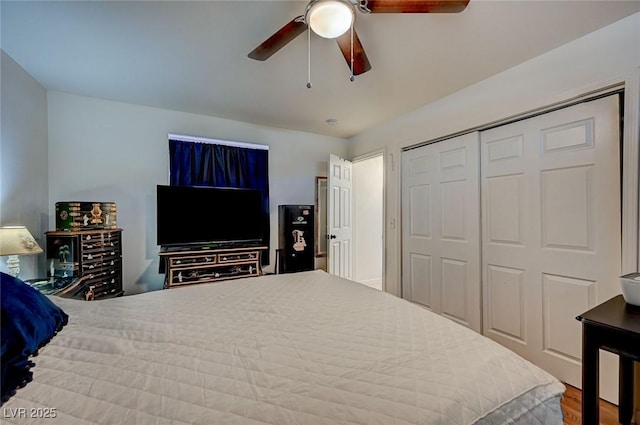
[402,132,481,332]
[403,149,436,309]
[481,95,621,401]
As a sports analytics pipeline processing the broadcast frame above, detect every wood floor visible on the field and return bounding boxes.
[561,383,621,425]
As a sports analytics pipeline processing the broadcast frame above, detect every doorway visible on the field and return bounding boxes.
[353,153,384,290]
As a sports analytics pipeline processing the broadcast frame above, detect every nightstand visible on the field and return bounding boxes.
[576,295,640,425]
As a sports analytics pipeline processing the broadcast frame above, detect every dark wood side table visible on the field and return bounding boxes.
[576,295,640,425]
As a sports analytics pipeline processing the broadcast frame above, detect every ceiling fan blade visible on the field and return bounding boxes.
[365,0,469,13]
[248,17,307,61]
[336,29,372,76]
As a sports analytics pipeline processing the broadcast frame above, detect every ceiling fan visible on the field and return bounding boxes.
[248,0,470,78]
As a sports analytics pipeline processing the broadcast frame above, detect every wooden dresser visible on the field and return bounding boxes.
[45,228,123,300]
[159,245,267,288]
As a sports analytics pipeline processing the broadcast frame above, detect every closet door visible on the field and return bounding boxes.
[401,132,481,332]
[481,95,621,399]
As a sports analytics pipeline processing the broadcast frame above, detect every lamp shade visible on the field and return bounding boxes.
[0,226,43,256]
[307,0,354,39]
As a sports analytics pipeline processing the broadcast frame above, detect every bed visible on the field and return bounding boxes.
[1,270,565,424]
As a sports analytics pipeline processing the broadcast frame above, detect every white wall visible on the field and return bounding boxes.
[0,50,49,279]
[47,92,348,294]
[348,12,640,297]
[353,154,383,288]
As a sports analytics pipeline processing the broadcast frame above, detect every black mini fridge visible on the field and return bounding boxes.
[278,205,315,273]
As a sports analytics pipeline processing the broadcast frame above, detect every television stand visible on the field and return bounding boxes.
[159,244,268,288]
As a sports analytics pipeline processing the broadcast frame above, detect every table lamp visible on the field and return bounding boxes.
[0,226,43,277]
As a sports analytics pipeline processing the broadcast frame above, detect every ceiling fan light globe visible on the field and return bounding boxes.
[308,0,354,39]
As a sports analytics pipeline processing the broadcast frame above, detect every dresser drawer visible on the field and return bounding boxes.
[218,251,259,264]
[81,258,120,275]
[81,232,121,249]
[85,276,122,300]
[168,262,259,286]
[169,254,217,268]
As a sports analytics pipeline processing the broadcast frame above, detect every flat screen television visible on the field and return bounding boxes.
[156,185,265,247]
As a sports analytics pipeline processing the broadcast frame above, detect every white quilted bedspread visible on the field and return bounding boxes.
[4,271,564,424]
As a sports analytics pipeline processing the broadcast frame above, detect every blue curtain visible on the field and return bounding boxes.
[168,139,270,263]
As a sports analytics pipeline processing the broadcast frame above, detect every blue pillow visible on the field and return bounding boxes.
[1,272,68,404]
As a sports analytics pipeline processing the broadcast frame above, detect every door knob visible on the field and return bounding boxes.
[326,234,337,239]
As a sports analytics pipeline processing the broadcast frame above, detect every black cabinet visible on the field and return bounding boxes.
[278,205,315,273]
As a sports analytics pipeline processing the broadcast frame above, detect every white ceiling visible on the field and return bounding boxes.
[2,1,640,139]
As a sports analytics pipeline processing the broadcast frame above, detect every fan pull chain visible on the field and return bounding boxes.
[306,28,312,89]
[349,24,355,82]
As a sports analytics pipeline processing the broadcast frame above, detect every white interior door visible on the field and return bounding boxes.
[401,132,481,332]
[327,154,353,279]
[480,95,621,401]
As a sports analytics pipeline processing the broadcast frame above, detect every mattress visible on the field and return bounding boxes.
[3,270,565,424]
